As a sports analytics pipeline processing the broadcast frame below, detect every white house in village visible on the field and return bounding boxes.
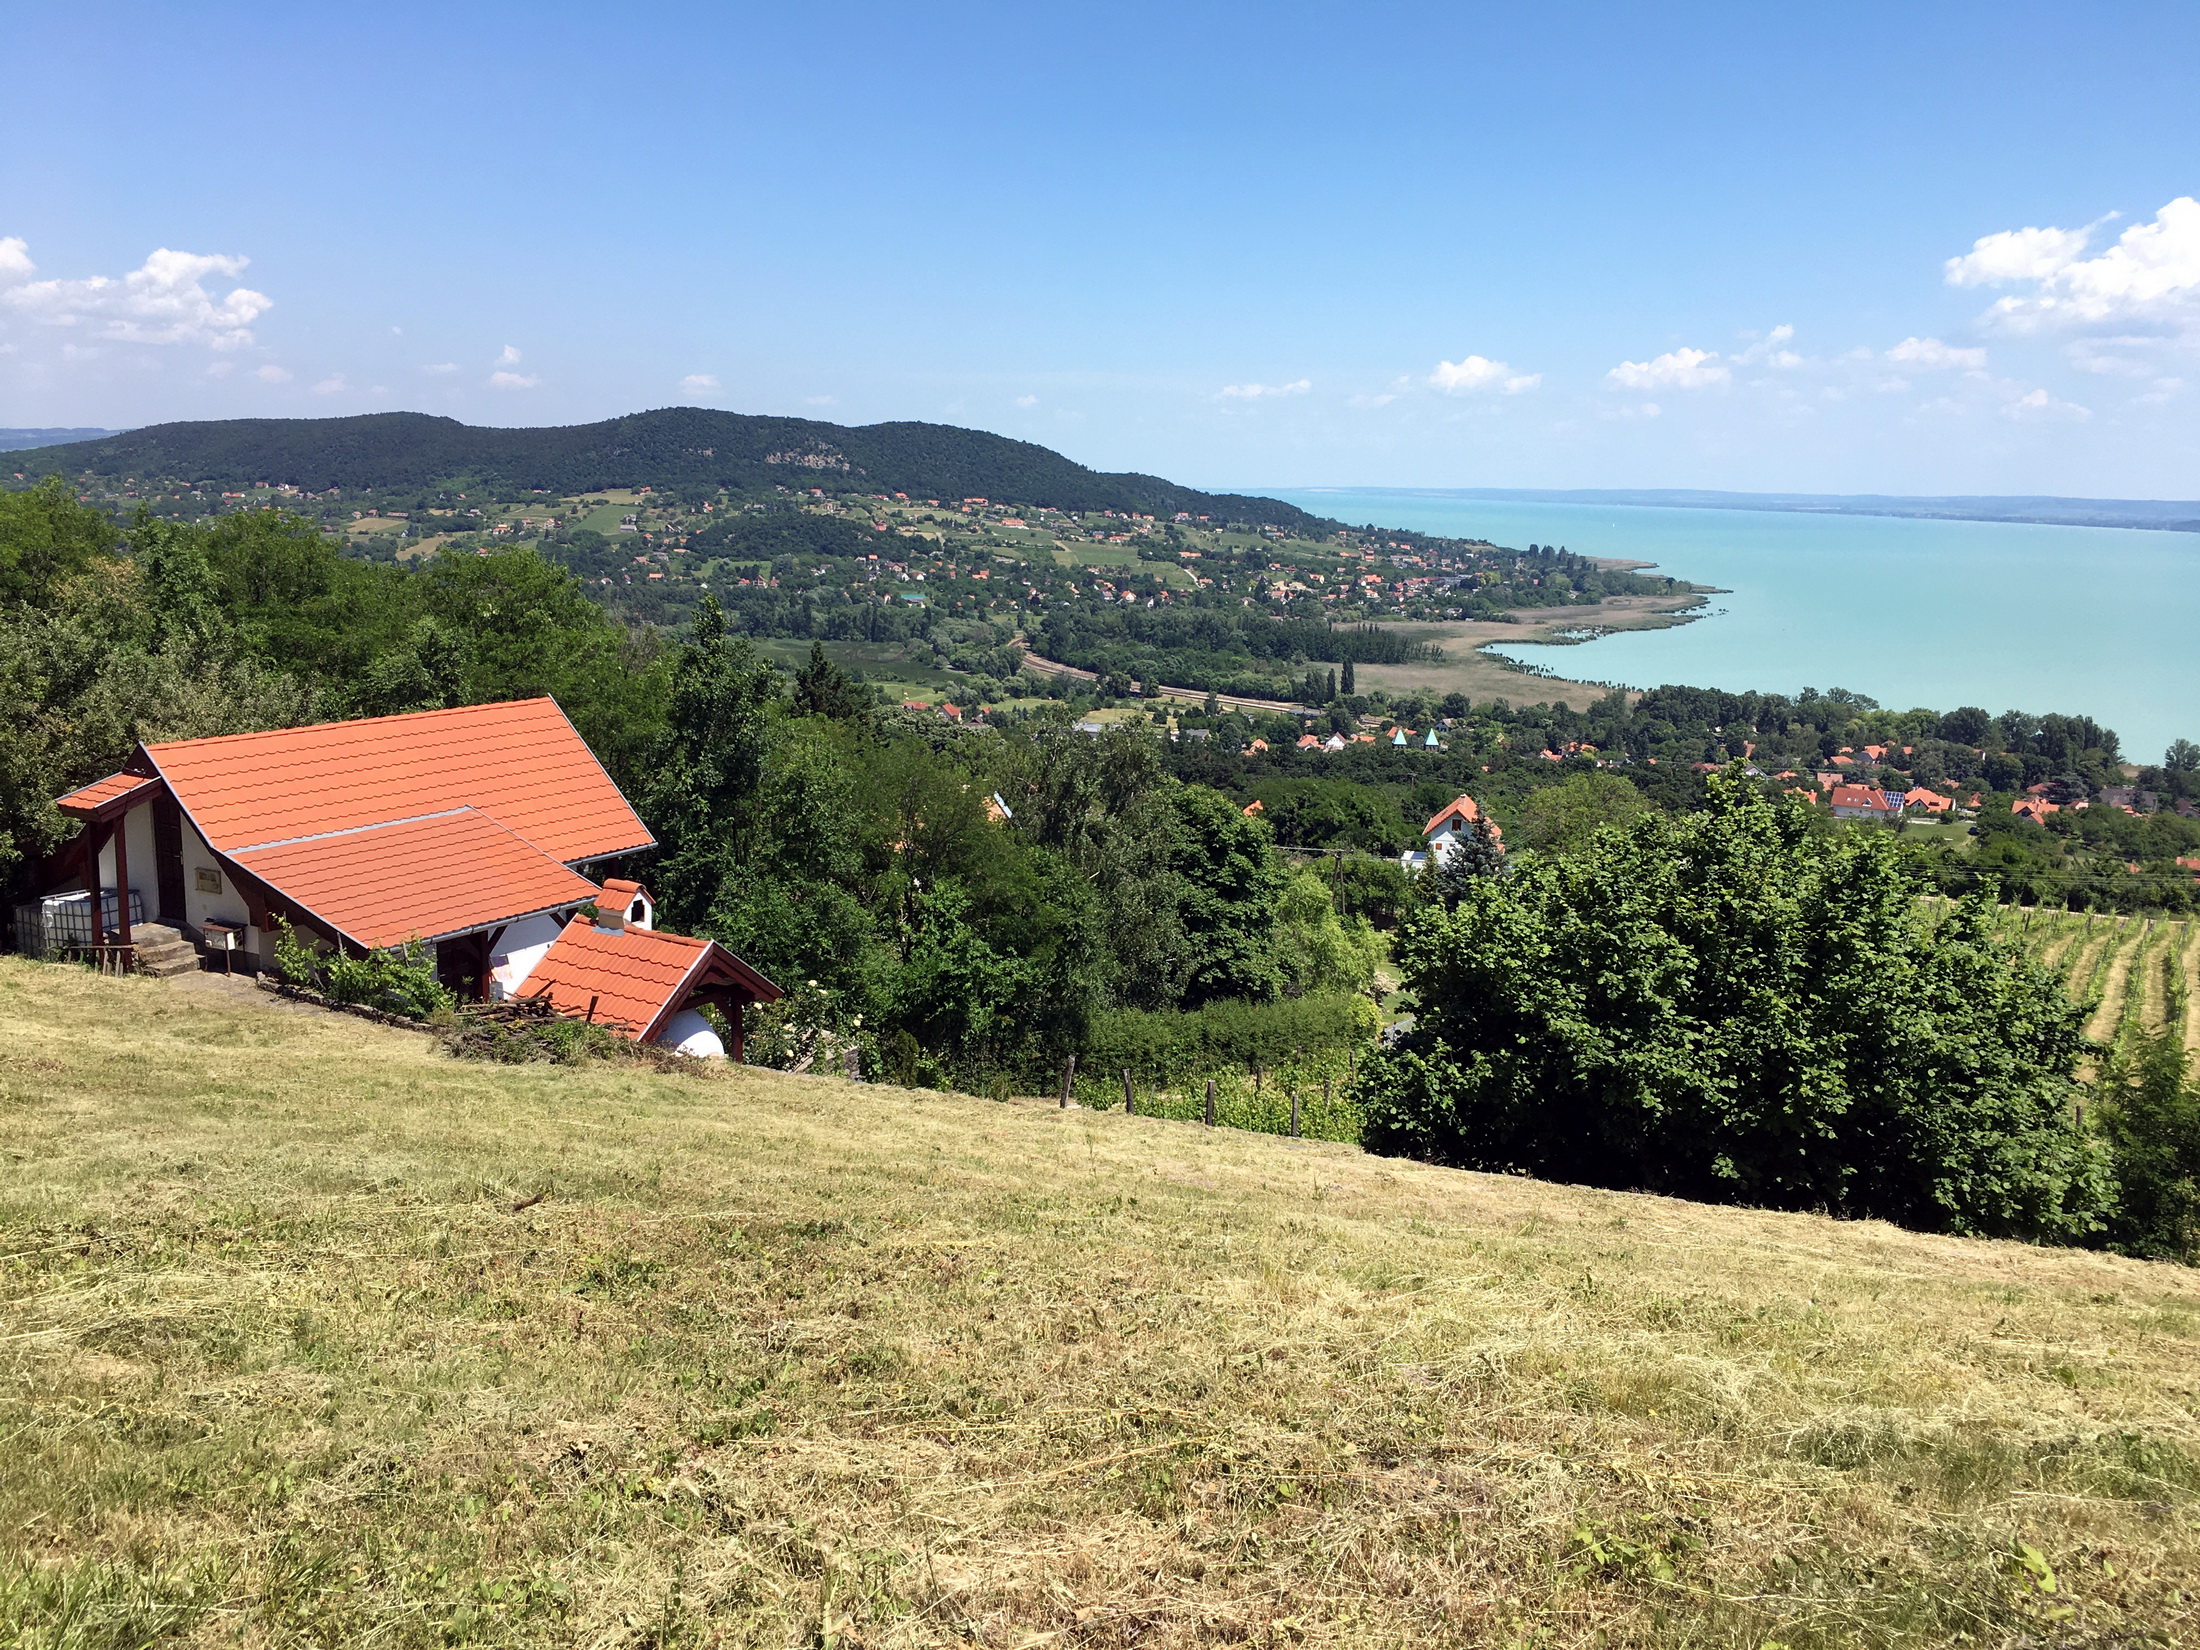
[36,698,779,1058]
[1399,792,1500,873]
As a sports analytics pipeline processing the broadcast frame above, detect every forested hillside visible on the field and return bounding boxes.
[13,408,1330,528]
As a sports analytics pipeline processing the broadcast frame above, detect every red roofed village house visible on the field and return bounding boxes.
[34,698,779,1058]
[1401,793,1501,872]
[1828,784,1900,822]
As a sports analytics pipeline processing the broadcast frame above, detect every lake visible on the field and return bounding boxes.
[1265,489,2200,766]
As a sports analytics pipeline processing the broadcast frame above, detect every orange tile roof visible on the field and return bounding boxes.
[146,698,650,863]
[518,917,780,1041]
[54,770,160,818]
[1829,784,1894,811]
[229,807,601,950]
[1423,793,1483,837]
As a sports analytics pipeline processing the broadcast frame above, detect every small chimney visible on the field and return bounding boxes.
[596,878,641,933]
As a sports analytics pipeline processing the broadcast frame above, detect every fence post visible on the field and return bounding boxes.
[1204,1077,1216,1129]
[1122,1067,1134,1115]
[1060,1054,1076,1109]
[1290,1086,1300,1138]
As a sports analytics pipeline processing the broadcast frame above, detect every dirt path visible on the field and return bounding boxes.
[1015,649,1309,715]
[2085,919,2142,1042]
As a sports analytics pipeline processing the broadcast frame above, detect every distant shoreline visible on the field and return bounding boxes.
[1246,485,2200,536]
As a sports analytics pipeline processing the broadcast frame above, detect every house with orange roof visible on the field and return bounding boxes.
[1828,783,1899,821]
[514,882,778,1058]
[2012,796,2059,824]
[1403,793,1502,872]
[38,700,781,1052]
[1903,787,1954,813]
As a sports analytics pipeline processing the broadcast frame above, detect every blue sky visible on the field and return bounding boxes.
[4,0,2198,496]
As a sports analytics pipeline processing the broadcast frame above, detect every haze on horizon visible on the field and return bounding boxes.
[3,0,2197,500]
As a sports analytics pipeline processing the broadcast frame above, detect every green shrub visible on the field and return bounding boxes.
[1358,773,2112,1243]
[271,919,456,1022]
[1082,991,1376,1089]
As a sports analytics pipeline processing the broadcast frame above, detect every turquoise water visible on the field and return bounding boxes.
[1267,490,2200,766]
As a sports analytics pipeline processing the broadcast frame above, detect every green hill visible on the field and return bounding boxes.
[4,959,2197,1647]
[13,407,1331,529]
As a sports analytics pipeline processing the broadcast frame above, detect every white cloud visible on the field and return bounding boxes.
[679,373,720,395]
[1430,354,1536,393]
[1945,222,2096,287]
[488,370,538,389]
[1956,197,2200,333]
[312,373,348,395]
[256,363,292,383]
[1219,378,1311,400]
[1734,324,1802,367]
[1606,347,1727,390]
[2003,386,2090,421]
[422,361,457,375]
[1347,392,1398,409]
[1885,335,1987,370]
[0,242,271,349]
[1014,394,1038,408]
[804,394,837,406]
[496,344,523,365]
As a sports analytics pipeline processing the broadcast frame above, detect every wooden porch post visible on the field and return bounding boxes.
[88,820,107,950]
[112,808,133,950]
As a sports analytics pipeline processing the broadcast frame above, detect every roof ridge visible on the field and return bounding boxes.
[145,696,553,755]
[229,806,479,856]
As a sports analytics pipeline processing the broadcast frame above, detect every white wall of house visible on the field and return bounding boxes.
[179,813,256,951]
[490,912,568,999]
[89,804,159,933]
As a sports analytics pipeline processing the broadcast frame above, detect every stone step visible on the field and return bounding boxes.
[136,943,203,979]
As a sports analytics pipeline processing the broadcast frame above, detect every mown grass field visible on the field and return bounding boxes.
[4,959,2200,1648]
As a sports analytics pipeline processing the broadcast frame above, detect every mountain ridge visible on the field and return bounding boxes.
[12,407,1331,530]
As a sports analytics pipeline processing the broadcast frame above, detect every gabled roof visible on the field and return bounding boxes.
[145,698,651,863]
[229,807,601,950]
[1424,793,1483,837]
[517,916,781,1042]
[1828,784,1896,811]
[55,771,161,821]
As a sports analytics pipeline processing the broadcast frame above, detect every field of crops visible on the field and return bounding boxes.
[1962,900,2200,1065]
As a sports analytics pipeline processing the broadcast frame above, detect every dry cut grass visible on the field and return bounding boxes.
[3,958,2199,1648]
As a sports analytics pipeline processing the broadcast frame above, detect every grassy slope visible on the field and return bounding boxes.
[3,961,2198,1649]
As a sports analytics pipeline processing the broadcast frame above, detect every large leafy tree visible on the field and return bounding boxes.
[0,477,117,607]
[1169,784,1288,1006]
[1358,773,2111,1242]
[638,595,781,929]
